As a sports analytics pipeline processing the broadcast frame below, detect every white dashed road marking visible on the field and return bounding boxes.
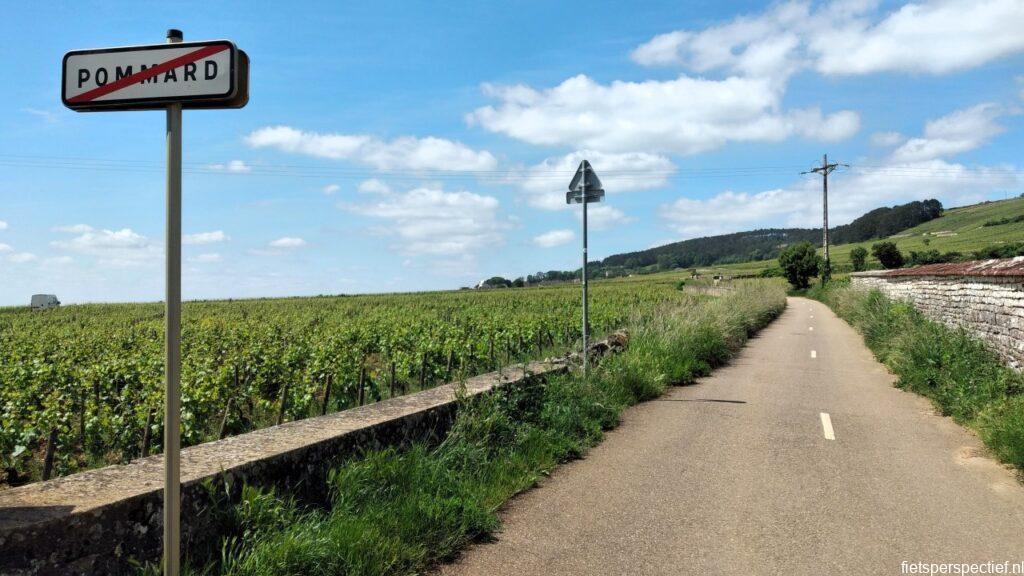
[809,326,814,331]
[811,350,817,359]
[820,413,835,440]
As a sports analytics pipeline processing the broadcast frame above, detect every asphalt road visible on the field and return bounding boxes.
[440,297,1024,576]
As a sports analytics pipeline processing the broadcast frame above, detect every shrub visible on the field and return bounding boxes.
[907,249,962,266]
[973,242,1024,260]
[871,241,904,269]
[849,246,868,271]
[778,242,821,290]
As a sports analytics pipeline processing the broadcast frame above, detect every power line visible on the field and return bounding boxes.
[801,154,848,285]
[0,153,1020,181]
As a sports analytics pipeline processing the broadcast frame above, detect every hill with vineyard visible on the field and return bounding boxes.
[597,199,943,272]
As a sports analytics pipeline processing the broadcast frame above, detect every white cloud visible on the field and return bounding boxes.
[341,185,508,257]
[890,103,1006,163]
[631,2,809,79]
[468,74,859,155]
[870,131,905,147]
[207,160,252,173]
[246,126,498,171]
[0,220,7,231]
[52,227,157,267]
[575,205,636,231]
[357,178,392,195]
[815,0,1024,75]
[631,0,1024,77]
[190,253,222,263]
[514,150,675,210]
[8,252,36,263]
[183,230,230,245]
[268,237,307,249]
[323,183,341,195]
[0,244,38,264]
[53,224,94,233]
[662,188,813,238]
[533,229,575,248]
[631,31,691,67]
[661,103,1022,238]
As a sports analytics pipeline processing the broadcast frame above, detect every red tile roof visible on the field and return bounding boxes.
[852,257,1024,278]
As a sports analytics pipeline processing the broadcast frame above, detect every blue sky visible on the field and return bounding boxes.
[2,0,1024,304]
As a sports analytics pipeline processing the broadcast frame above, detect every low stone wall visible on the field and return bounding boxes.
[850,258,1024,369]
[0,333,625,576]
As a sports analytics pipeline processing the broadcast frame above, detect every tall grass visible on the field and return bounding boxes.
[153,282,785,576]
[808,283,1024,470]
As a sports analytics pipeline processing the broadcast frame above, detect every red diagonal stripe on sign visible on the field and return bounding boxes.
[67,44,230,104]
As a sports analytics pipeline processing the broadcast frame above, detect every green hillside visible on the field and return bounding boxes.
[708,196,1024,276]
[599,199,941,272]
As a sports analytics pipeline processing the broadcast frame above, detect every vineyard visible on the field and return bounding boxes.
[0,276,691,487]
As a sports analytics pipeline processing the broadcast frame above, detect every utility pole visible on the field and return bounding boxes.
[802,154,847,285]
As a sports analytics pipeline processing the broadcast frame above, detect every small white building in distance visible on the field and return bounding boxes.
[31,294,60,311]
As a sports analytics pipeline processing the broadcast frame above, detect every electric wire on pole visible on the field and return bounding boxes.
[801,154,848,285]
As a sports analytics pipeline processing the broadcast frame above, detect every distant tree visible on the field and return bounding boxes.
[871,242,904,269]
[974,242,1024,259]
[656,253,681,270]
[778,242,821,290]
[849,246,868,271]
[908,250,962,266]
[481,276,512,288]
[512,277,525,288]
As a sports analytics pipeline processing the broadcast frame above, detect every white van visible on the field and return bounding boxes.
[30,294,60,311]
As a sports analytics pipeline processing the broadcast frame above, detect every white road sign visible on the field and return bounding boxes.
[62,40,248,111]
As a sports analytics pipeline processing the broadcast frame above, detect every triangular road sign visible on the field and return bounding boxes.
[568,159,604,193]
[567,160,605,204]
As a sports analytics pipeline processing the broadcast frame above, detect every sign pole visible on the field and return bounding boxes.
[581,168,588,376]
[62,27,247,575]
[163,28,183,576]
[566,160,602,377]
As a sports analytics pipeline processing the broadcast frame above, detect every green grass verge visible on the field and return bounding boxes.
[807,282,1024,471]
[149,282,785,576]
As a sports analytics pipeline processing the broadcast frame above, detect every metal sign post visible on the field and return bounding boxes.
[567,160,604,375]
[62,30,248,576]
[163,31,183,576]
[582,173,588,373]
